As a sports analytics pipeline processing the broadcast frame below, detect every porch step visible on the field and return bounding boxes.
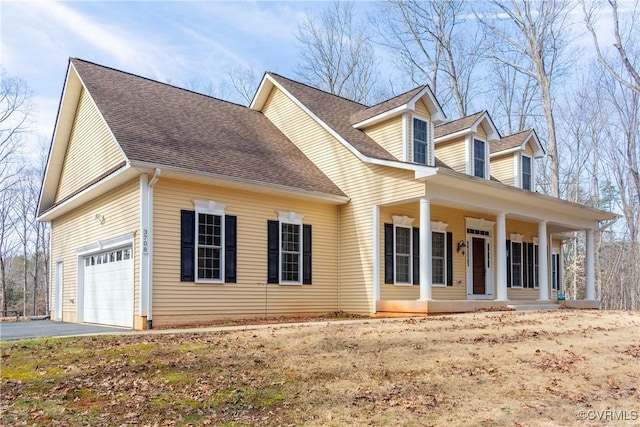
[507,304,560,311]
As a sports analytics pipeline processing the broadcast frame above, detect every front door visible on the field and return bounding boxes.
[472,237,486,295]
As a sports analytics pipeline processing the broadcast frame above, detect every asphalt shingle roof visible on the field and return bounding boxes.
[71,59,345,198]
[267,73,397,161]
[491,129,532,154]
[349,86,426,125]
[434,111,485,139]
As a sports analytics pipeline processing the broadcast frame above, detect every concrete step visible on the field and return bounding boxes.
[507,304,560,311]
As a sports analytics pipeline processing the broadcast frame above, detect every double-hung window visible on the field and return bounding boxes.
[267,212,312,285]
[432,231,446,285]
[413,117,429,165]
[281,222,301,283]
[511,241,523,288]
[196,204,226,282]
[473,139,486,178]
[395,225,412,283]
[533,243,539,288]
[522,155,532,190]
[551,253,559,291]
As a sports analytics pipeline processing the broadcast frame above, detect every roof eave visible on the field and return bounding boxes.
[130,161,350,205]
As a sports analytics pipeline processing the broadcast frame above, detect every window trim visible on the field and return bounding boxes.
[194,200,226,284]
[412,115,431,166]
[521,154,533,190]
[533,239,539,289]
[431,221,449,287]
[510,233,524,288]
[392,215,414,285]
[472,137,488,179]
[278,211,304,285]
[551,251,559,291]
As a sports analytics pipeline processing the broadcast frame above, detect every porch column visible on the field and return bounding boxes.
[538,221,550,301]
[496,212,508,301]
[585,229,595,300]
[419,198,432,300]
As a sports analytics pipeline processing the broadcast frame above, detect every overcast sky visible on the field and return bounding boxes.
[1,0,621,160]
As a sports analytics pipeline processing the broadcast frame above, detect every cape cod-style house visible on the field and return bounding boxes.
[37,59,616,329]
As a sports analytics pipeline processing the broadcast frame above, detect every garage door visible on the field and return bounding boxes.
[83,247,133,328]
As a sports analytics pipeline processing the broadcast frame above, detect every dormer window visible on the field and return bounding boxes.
[522,155,532,190]
[473,138,486,178]
[413,117,429,165]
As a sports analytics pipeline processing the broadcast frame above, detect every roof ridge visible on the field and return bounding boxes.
[364,85,427,109]
[435,110,486,127]
[70,57,249,110]
[266,71,369,108]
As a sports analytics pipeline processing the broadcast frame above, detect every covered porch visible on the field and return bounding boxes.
[372,170,614,314]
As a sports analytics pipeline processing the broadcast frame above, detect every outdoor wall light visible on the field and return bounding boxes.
[456,240,467,254]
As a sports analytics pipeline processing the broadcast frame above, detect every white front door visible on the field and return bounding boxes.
[83,247,134,328]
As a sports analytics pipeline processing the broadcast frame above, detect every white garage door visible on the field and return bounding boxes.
[83,247,133,328]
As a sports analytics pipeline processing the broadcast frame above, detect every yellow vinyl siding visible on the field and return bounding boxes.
[506,219,547,300]
[490,153,515,185]
[435,139,467,173]
[151,178,338,323]
[263,86,425,313]
[524,142,534,157]
[55,88,125,203]
[414,99,432,119]
[364,116,403,161]
[50,179,140,322]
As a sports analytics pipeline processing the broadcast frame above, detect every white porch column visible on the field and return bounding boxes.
[496,212,508,301]
[585,229,595,300]
[538,221,550,301]
[419,198,432,300]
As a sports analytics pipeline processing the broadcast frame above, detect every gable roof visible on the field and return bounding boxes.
[491,129,545,158]
[261,73,398,161]
[349,86,426,125]
[435,111,500,142]
[39,59,346,216]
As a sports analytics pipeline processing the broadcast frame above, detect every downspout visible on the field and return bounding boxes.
[146,168,161,329]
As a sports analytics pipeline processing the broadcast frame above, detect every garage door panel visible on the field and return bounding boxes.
[83,248,133,328]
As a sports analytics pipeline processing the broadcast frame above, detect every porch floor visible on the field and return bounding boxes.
[376,299,599,314]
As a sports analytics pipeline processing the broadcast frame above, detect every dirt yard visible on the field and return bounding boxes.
[1,309,639,426]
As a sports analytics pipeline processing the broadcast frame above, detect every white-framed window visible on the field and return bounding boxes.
[392,215,414,284]
[533,243,539,288]
[551,252,559,291]
[522,154,532,190]
[432,231,446,285]
[195,201,226,283]
[413,117,429,165]
[510,233,524,288]
[473,138,487,178]
[279,211,303,284]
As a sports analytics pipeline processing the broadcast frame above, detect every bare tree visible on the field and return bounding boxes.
[376,0,485,116]
[476,0,574,197]
[296,1,380,104]
[226,67,259,106]
[582,0,640,95]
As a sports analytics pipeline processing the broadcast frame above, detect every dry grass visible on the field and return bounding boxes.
[1,310,639,426]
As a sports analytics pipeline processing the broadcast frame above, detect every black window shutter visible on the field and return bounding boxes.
[303,224,312,284]
[224,215,237,283]
[506,240,512,287]
[180,210,195,282]
[523,242,529,288]
[527,243,534,288]
[384,223,394,284]
[267,220,279,284]
[446,232,453,286]
[412,227,420,285]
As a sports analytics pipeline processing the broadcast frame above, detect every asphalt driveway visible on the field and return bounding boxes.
[0,320,129,341]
